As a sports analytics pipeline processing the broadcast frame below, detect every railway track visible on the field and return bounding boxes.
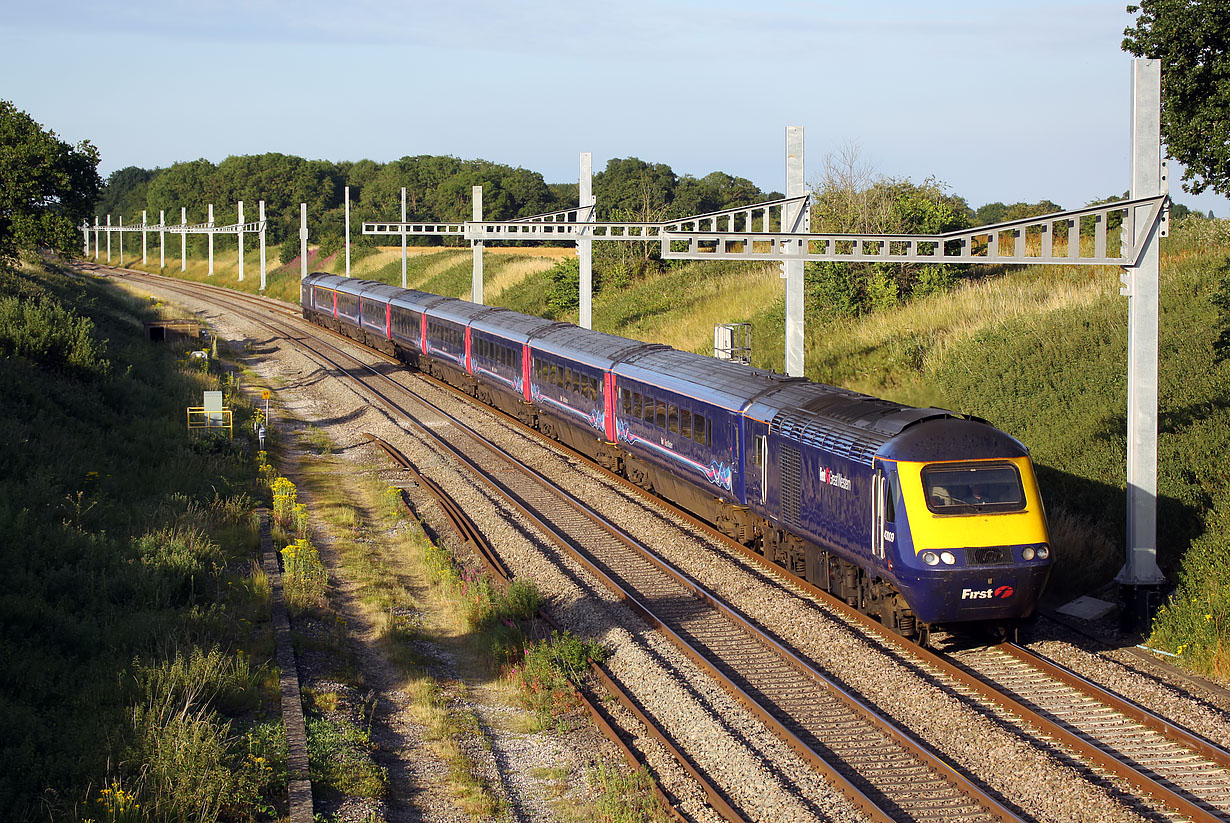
[97,266,1230,823]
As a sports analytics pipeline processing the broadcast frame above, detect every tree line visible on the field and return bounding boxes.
[92,153,782,263]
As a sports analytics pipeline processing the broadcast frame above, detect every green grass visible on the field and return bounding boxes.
[0,256,280,820]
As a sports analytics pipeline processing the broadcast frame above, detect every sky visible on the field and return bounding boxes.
[4,0,1227,217]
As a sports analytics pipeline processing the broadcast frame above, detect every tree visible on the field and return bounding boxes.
[0,100,101,263]
[806,144,972,316]
[1124,1,1230,195]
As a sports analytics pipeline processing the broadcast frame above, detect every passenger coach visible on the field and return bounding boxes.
[300,272,1052,642]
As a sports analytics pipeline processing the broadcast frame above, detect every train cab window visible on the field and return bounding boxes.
[680,409,692,439]
[668,405,678,434]
[922,463,1025,514]
[884,476,897,523]
[694,413,708,446]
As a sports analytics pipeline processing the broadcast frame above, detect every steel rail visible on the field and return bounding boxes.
[998,642,1230,773]
[362,432,742,823]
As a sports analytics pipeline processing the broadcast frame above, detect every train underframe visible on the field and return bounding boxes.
[308,313,1014,645]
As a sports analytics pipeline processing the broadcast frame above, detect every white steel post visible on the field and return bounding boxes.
[208,204,215,275]
[118,216,124,266]
[1117,59,1166,618]
[782,126,806,378]
[180,207,187,272]
[159,210,165,270]
[83,222,89,257]
[141,210,147,265]
[345,185,351,277]
[300,203,308,280]
[579,152,594,330]
[472,186,483,304]
[259,200,267,292]
[94,217,100,260]
[238,200,245,282]
[401,187,408,289]
[106,214,111,263]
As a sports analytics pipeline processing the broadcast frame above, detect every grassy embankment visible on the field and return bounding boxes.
[102,236,567,306]
[0,258,283,821]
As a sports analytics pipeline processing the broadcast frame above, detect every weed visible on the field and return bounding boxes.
[305,715,388,798]
[304,425,333,455]
[509,630,607,727]
[586,762,671,823]
[281,538,329,614]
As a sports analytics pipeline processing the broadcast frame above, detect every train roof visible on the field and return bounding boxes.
[330,277,371,298]
[303,273,351,291]
[614,348,794,412]
[881,417,1029,462]
[426,298,505,327]
[357,283,406,302]
[530,324,660,369]
[750,381,1020,465]
[470,310,563,344]
[388,288,450,313]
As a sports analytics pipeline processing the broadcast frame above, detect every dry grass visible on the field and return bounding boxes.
[485,256,559,301]
[804,263,1120,401]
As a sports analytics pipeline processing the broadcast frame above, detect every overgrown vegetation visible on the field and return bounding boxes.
[0,258,281,821]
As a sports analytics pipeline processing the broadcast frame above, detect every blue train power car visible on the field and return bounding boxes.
[302,274,1052,642]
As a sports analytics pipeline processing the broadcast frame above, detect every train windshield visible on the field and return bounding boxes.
[922,463,1025,514]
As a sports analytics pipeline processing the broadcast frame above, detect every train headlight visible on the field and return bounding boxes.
[921,551,940,566]
[940,551,956,565]
[1036,544,1050,560]
[1022,547,1036,561]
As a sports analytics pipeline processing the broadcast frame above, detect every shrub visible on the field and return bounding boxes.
[270,476,297,526]
[509,630,606,724]
[0,294,111,379]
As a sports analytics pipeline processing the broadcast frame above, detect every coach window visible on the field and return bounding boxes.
[694,412,708,446]
[656,401,668,430]
[681,409,692,439]
[632,392,642,418]
[590,375,599,400]
[643,395,655,423]
[668,405,679,434]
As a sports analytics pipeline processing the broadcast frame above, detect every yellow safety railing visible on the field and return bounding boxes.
[186,406,233,437]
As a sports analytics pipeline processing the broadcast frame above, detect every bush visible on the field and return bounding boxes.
[509,630,606,724]
[0,294,110,378]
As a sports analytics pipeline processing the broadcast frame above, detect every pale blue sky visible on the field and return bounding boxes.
[4,0,1226,216]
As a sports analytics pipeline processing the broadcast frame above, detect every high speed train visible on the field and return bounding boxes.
[302,272,1052,643]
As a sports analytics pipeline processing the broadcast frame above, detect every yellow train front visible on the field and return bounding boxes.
[878,415,1052,636]
[748,389,1052,642]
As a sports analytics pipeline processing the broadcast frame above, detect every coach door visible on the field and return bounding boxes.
[743,418,770,510]
[872,465,887,560]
